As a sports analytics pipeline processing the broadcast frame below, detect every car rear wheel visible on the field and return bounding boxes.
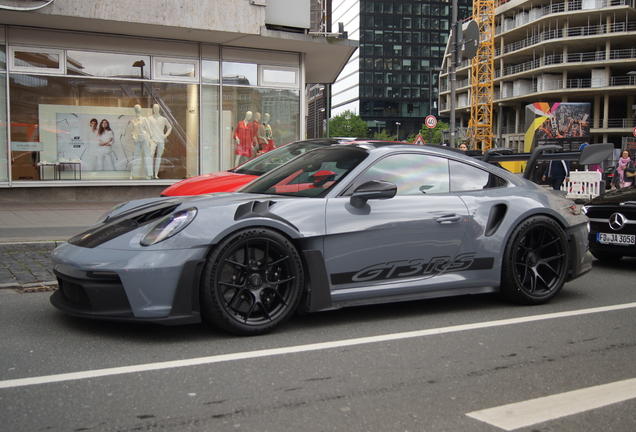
[590,251,623,262]
[501,216,569,304]
[200,228,304,335]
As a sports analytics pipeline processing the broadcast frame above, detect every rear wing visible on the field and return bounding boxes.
[476,143,614,180]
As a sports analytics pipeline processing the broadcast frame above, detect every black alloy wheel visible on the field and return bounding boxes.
[201,228,304,335]
[501,216,570,304]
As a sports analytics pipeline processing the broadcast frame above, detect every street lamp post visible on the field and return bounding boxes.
[429,67,443,116]
[396,122,401,140]
[374,120,380,137]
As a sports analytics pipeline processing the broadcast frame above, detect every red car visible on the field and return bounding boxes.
[161,138,360,196]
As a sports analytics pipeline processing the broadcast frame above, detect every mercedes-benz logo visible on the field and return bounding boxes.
[609,213,627,231]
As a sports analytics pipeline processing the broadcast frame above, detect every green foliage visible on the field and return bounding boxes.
[405,120,449,145]
[373,129,398,141]
[328,110,369,138]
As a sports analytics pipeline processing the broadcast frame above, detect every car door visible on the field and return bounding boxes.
[323,152,469,301]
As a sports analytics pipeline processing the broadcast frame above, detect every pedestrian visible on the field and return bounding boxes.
[542,159,570,191]
[612,149,635,189]
[458,142,468,151]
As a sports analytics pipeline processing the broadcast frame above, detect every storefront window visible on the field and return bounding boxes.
[0,71,6,182]
[201,85,220,174]
[222,61,257,86]
[221,86,299,171]
[202,60,219,84]
[10,47,63,73]
[1,35,301,185]
[66,51,151,79]
[9,74,197,181]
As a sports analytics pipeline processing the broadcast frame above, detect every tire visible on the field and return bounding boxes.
[200,228,304,335]
[500,216,569,305]
[590,251,623,262]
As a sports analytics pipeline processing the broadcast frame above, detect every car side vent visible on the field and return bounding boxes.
[485,204,507,237]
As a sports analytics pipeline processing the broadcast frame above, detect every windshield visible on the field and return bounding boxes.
[233,141,328,176]
[240,146,369,197]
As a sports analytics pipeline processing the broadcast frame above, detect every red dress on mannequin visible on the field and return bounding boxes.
[233,120,254,157]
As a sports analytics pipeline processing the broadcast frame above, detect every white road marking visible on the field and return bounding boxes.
[466,377,636,431]
[1,302,635,390]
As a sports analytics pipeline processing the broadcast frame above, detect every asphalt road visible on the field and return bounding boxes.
[1,256,635,432]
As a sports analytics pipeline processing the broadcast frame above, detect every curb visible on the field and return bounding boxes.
[0,241,66,253]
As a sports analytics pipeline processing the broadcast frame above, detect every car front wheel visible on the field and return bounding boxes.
[501,216,569,304]
[200,228,304,335]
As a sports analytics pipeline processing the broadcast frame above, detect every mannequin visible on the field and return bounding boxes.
[130,104,153,179]
[147,104,173,179]
[233,111,254,166]
[263,113,275,152]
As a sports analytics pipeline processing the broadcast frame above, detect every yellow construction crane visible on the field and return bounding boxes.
[468,0,495,151]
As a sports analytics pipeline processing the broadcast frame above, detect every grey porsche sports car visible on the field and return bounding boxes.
[51,142,593,335]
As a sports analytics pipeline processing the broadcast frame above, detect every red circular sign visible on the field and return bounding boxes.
[425,115,437,129]
[633,126,636,137]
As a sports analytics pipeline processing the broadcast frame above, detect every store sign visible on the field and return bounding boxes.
[11,142,44,152]
[0,1,54,11]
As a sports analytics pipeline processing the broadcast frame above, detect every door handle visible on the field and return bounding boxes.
[435,214,462,224]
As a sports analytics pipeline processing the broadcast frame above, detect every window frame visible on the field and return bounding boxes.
[9,46,65,74]
[152,56,199,82]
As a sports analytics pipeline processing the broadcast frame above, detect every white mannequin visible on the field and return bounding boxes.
[130,104,153,179]
[234,111,253,166]
[147,104,173,179]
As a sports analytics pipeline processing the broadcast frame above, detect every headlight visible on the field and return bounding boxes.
[140,207,197,246]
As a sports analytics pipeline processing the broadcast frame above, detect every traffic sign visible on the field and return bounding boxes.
[414,134,426,146]
[425,115,437,129]
[633,126,636,137]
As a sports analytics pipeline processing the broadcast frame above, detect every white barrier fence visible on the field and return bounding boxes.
[560,170,603,200]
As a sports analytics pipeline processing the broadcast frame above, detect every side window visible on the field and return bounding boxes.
[449,160,507,191]
[347,153,450,195]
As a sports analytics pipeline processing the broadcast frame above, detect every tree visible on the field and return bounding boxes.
[406,120,449,145]
[372,129,398,141]
[328,110,369,138]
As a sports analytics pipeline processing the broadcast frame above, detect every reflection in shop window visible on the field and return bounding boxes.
[154,58,198,82]
[10,47,64,74]
[222,62,257,86]
[67,51,151,79]
[202,60,219,84]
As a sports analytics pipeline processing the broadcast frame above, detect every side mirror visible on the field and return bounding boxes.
[350,180,397,208]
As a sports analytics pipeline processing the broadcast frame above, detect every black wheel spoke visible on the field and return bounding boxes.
[503,217,569,305]
[201,228,303,334]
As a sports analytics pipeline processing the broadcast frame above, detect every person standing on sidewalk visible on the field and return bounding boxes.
[542,159,570,191]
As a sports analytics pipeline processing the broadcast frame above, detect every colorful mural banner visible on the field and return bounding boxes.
[524,102,591,152]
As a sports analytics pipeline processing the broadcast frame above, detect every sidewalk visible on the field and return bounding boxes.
[0,201,117,290]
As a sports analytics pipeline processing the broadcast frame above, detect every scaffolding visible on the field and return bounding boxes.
[468,0,495,151]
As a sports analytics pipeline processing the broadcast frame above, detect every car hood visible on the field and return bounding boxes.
[65,193,327,251]
[585,185,636,205]
[161,171,258,196]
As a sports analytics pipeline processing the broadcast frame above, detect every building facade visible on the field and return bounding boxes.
[331,0,471,140]
[0,0,356,197]
[439,0,636,152]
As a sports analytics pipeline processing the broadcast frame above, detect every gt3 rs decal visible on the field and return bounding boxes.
[330,253,494,286]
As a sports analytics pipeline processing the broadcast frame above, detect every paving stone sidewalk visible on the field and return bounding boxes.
[0,248,58,291]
